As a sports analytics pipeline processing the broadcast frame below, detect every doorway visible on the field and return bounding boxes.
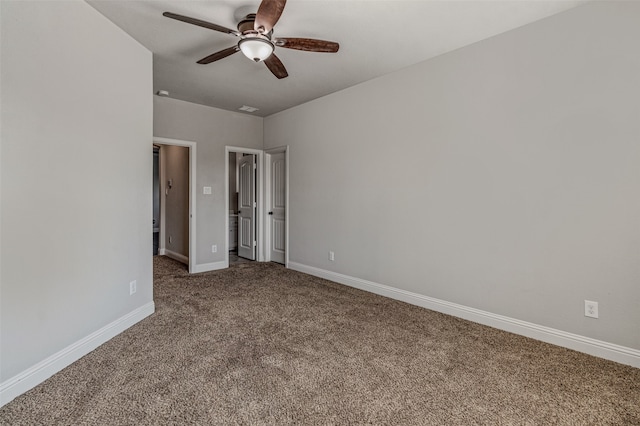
[237,153,257,260]
[154,137,197,273]
[153,146,160,255]
[225,146,264,266]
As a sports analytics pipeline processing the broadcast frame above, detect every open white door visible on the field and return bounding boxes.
[268,152,286,264]
[238,154,256,260]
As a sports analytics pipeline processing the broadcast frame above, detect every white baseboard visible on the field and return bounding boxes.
[0,302,155,407]
[288,262,640,369]
[163,249,188,265]
[159,251,226,274]
[192,260,228,274]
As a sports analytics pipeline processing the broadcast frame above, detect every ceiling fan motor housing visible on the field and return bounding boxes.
[237,13,272,37]
[237,14,256,33]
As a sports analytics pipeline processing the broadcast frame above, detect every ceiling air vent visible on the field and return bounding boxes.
[239,105,259,113]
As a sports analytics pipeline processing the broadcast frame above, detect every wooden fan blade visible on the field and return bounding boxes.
[254,0,287,34]
[163,12,239,36]
[275,38,339,53]
[264,53,288,79]
[197,46,240,64]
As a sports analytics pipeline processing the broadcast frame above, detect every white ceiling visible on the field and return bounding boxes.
[88,0,586,117]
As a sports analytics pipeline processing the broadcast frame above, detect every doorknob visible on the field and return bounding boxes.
[268,211,273,215]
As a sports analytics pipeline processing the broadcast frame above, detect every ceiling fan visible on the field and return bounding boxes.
[163,0,340,79]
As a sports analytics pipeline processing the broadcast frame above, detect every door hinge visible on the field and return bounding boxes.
[254,163,257,170]
[253,240,257,247]
[253,202,257,208]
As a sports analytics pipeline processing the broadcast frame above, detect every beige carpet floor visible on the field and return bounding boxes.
[1,256,639,425]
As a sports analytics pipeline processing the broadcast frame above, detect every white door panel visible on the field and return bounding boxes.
[238,154,256,260]
[269,152,286,264]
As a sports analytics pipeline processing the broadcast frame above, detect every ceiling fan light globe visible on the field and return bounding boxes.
[239,38,274,62]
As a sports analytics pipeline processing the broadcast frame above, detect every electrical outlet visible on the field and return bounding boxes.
[169,236,173,244]
[329,251,335,261]
[129,280,137,295]
[212,245,217,253]
[584,300,598,318]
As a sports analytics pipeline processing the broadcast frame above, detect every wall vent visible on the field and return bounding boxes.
[238,105,259,113]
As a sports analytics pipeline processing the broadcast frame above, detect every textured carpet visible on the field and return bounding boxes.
[1,256,639,425]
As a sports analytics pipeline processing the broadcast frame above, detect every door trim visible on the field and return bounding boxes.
[154,136,197,274]
[264,146,289,267]
[225,146,264,265]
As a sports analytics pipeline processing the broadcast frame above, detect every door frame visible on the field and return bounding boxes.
[264,146,289,267]
[154,136,197,274]
[225,146,264,265]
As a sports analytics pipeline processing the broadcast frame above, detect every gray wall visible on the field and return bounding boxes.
[1,0,153,380]
[264,1,640,351]
[154,97,263,265]
[162,145,190,258]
